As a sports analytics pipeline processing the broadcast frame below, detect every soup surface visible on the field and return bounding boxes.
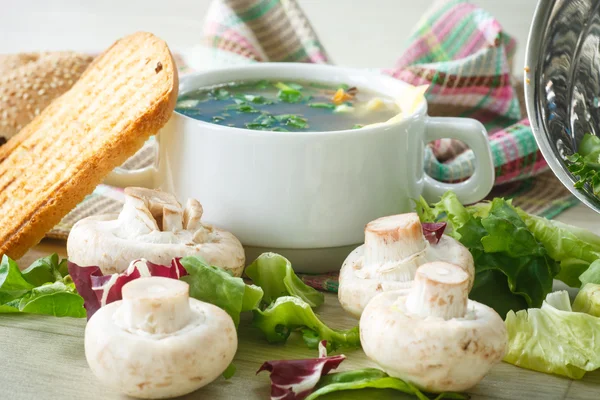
[175,80,399,132]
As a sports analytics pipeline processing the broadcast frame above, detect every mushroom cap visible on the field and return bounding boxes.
[67,214,245,276]
[85,297,237,399]
[360,290,507,392]
[338,235,474,318]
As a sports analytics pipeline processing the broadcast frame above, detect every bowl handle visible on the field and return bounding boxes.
[102,138,160,189]
[422,117,495,204]
[103,165,159,189]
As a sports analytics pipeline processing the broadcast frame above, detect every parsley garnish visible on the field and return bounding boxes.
[308,103,335,110]
[255,80,269,89]
[275,114,308,129]
[246,114,277,130]
[275,82,303,103]
[234,94,273,105]
[226,103,260,113]
[568,133,600,195]
[210,88,230,100]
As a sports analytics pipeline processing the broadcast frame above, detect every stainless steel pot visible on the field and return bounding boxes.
[526,0,600,212]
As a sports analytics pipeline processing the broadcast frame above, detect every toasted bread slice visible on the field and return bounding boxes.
[0,32,178,260]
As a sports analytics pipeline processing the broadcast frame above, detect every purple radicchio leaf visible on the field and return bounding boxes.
[67,263,102,319]
[422,222,447,245]
[257,341,346,400]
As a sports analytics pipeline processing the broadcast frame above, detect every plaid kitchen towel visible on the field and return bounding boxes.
[47,0,578,241]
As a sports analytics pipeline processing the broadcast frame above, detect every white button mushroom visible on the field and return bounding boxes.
[338,213,474,318]
[85,277,237,399]
[360,262,507,392]
[67,187,245,276]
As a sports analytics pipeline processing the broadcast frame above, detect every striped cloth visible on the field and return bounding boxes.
[48,0,578,244]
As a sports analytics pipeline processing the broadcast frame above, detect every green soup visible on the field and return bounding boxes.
[175,80,399,132]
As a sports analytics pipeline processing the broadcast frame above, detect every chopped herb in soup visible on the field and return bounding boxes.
[175,80,399,132]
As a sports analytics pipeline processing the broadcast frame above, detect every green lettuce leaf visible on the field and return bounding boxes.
[572,283,600,317]
[478,200,558,308]
[515,211,600,287]
[468,270,528,316]
[433,192,484,245]
[418,191,600,291]
[179,256,262,326]
[480,201,545,256]
[21,253,67,286]
[242,284,264,312]
[579,260,600,287]
[179,254,354,351]
[245,253,324,308]
[504,291,600,379]
[543,290,573,311]
[16,281,86,317]
[416,193,558,316]
[413,196,436,223]
[253,296,360,352]
[416,192,486,248]
[0,255,34,304]
[0,304,19,313]
[306,368,467,400]
[0,254,85,317]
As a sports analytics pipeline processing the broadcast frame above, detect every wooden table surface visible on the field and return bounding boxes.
[1,203,600,400]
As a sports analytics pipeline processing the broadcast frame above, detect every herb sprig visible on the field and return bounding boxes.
[275,82,303,103]
[568,133,600,195]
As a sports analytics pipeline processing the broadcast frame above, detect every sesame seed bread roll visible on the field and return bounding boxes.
[0,32,178,260]
[0,53,42,72]
[0,52,94,144]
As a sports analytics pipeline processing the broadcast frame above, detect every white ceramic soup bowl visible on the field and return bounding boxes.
[107,63,494,273]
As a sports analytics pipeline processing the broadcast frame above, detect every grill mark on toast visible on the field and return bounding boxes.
[0,176,16,195]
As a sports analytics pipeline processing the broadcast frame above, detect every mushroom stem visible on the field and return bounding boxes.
[363,214,427,270]
[117,277,193,334]
[405,262,469,320]
[184,198,203,231]
[120,194,159,235]
[125,187,181,221]
[162,204,184,232]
